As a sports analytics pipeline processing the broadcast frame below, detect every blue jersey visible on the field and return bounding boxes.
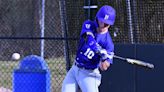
[75,20,114,69]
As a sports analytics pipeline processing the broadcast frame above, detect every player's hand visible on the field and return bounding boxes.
[99,60,110,71]
[99,49,108,60]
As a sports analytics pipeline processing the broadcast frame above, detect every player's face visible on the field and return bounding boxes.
[97,20,110,33]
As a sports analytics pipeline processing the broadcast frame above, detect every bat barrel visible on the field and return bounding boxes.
[126,58,154,69]
[146,63,154,69]
[111,55,154,69]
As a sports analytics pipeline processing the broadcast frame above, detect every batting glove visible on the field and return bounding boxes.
[99,49,109,61]
[100,50,114,62]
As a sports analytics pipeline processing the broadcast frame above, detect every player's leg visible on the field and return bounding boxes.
[62,65,79,92]
[78,69,101,92]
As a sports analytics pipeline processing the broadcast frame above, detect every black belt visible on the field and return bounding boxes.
[74,62,96,70]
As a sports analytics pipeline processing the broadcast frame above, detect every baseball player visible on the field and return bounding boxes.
[62,5,116,92]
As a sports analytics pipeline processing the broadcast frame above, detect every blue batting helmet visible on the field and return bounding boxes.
[96,5,116,25]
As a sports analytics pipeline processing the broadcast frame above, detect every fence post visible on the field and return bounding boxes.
[59,0,71,71]
[39,0,45,58]
[83,0,98,20]
[126,0,134,44]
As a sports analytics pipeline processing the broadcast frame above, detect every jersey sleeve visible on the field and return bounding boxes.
[80,20,95,36]
[79,20,101,53]
[86,35,101,53]
[105,35,114,64]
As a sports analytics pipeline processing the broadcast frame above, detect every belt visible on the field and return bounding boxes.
[74,62,95,70]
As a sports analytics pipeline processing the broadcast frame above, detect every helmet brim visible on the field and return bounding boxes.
[97,18,114,25]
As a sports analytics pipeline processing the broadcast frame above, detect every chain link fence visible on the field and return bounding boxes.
[0,0,163,92]
[0,0,65,91]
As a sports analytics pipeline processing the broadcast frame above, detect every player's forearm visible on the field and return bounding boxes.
[84,32,114,63]
[84,32,102,53]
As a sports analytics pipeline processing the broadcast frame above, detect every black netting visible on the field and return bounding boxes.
[134,0,164,43]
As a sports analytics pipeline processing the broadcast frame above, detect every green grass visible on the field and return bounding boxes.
[0,61,18,89]
[0,57,67,92]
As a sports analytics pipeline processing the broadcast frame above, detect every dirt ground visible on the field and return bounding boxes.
[0,87,12,92]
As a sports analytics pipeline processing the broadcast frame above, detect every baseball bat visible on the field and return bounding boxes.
[113,55,154,69]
